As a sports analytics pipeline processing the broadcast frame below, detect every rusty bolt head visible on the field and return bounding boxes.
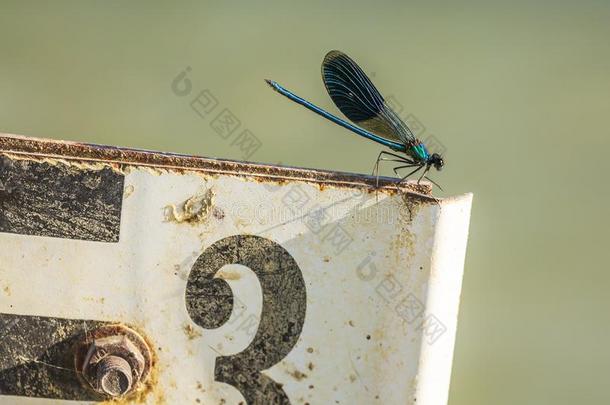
[96,355,133,396]
[75,325,152,398]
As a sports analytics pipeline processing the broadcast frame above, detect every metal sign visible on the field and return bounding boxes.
[0,133,472,404]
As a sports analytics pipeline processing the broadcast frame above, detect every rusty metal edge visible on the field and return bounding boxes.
[0,132,435,199]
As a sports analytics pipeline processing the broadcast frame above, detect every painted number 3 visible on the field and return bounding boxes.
[185,235,307,404]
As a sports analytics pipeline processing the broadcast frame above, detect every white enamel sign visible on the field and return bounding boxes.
[0,133,472,405]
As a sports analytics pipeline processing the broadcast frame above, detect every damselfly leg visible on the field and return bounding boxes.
[399,165,424,183]
[393,164,419,176]
[373,151,417,188]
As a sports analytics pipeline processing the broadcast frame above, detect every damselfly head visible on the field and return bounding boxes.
[430,153,444,171]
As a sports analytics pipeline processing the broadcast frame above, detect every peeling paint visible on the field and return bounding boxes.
[164,188,214,225]
[124,184,135,199]
[216,267,241,281]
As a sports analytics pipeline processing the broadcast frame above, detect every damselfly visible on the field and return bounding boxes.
[266,50,444,189]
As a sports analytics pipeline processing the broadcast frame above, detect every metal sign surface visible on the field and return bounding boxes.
[0,133,472,405]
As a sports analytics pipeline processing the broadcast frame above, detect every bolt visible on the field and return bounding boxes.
[75,325,152,398]
[97,355,133,396]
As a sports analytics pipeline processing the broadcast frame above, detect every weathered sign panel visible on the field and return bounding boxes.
[0,133,472,404]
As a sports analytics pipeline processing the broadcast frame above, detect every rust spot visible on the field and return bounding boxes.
[154,390,166,405]
[288,369,308,381]
[182,324,202,340]
[307,362,314,371]
[82,296,105,304]
[399,192,438,224]
[212,206,225,220]
[306,347,314,354]
[252,174,288,187]
[2,285,10,296]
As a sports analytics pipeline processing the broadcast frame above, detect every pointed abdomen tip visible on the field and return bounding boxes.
[264,79,280,92]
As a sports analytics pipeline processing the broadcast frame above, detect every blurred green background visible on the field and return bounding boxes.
[1,1,609,404]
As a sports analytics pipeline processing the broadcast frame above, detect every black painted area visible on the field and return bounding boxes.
[0,313,107,400]
[0,155,124,241]
[186,235,307,405]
